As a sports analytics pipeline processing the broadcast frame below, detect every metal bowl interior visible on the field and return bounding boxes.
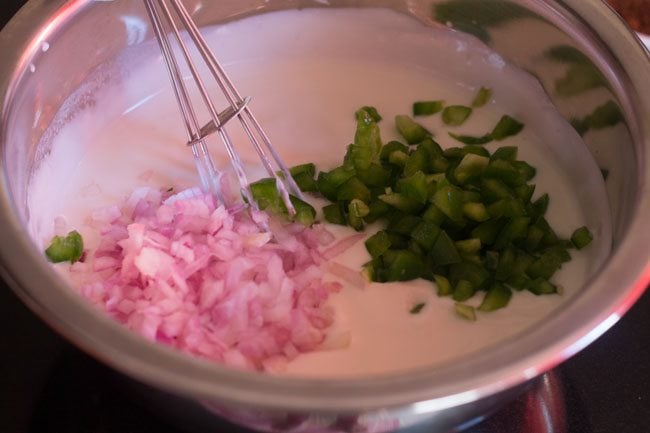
[0,0,648,421]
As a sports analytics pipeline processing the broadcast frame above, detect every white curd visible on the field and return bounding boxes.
[28,8,611,377]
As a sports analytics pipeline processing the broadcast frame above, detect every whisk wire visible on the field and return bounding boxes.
[145,0,301,219]
[165,0,305,209]
[143,0,223,202]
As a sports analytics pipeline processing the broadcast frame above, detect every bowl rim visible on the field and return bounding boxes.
[0,0,649,413]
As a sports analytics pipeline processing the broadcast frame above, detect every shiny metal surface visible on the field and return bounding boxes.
[0,1,648,432]
[144,0,302,216]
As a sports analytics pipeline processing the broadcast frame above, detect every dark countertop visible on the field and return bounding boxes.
[2,274,649,433]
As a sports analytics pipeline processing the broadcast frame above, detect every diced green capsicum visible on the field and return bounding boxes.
[382,249,426,281]
[395,115,430,144]
[365,230,392,258]
[454,303,477,321]
[350,108,383,170]
[472,87,493,108]
[442,105,473,126]
[491,115,525,140]
[45,230,84,264]
[478,283,512,312]
[571,226,593,249]
[413,100,445,116]
[289,163,318,192]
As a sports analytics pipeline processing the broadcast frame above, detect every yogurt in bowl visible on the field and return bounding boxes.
[28,8,610,378]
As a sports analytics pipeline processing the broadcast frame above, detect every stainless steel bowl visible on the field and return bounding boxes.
[1,1,648,432]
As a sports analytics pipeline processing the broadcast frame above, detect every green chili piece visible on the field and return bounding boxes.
[478,284,512,312]
[422,203,447,225]
[449,262,490,289]
[429,231,462,266]
[383,250,426,281]
[388,150,409,167]
[395,115,430,144]
[511,249,535,277]
[546,245,572,263]
[530,193,550,218]
[432,181,465,222]
[349,108,383,171]
[454,303,477,321]
[571,226,593,249]
[491,115,525,140]
[525,224,545,252]
[527,278,558,295]
[485,250,499,271]
[434,274,453,296]
[349,199,369,218]
[337,177,372,203]
[490,146,518,161]
[45,230,84,264]
[418,137,445,158]
[444,145,489,159]
[512,160,537,181]
[323,203,347,226]
[398,171,429,204]
[291,171,318,193]
[387,214,421,235]
[453,279,475,301]
[461,190,482,203]
[463,202,490,222]
[289,163,315,178]
[507,274,531,291]
[411,221,442,250]
[403,146,429,176]
[472,87,493,108]
[493,216,531,250]
[442,147,464,160]
[316,166,355,201]
[471,218,506,246]
[250,178,316,225]
[365,200,392,223]
[431,157,450,174]
[526,251,563,280]
[462,145,491,158]
[360,105,383,122]
[383,234,406,252]
[515,184,536,202]
[496,245,516,281]
[288,163,317,192]
[413,100,445,116]
[487,198,526,218]
[410,302,426,314]
[484,159,525,186]
[454,238,482,254]
[347,199,369,231]
[356,163,392,187]
[365,231,392,258]
[481,178,515,202]
[409,238,426,257]
[381,140,409,161]
[250,178,280,210]
[448,132,494,145]
[540,224,561,248]
[454,153,489,184]
[361,260,376,282]
[379,193,424,214]
[291,196,317,226]
[442,105,473,126]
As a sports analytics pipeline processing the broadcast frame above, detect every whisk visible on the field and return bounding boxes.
[142,0,303,219]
